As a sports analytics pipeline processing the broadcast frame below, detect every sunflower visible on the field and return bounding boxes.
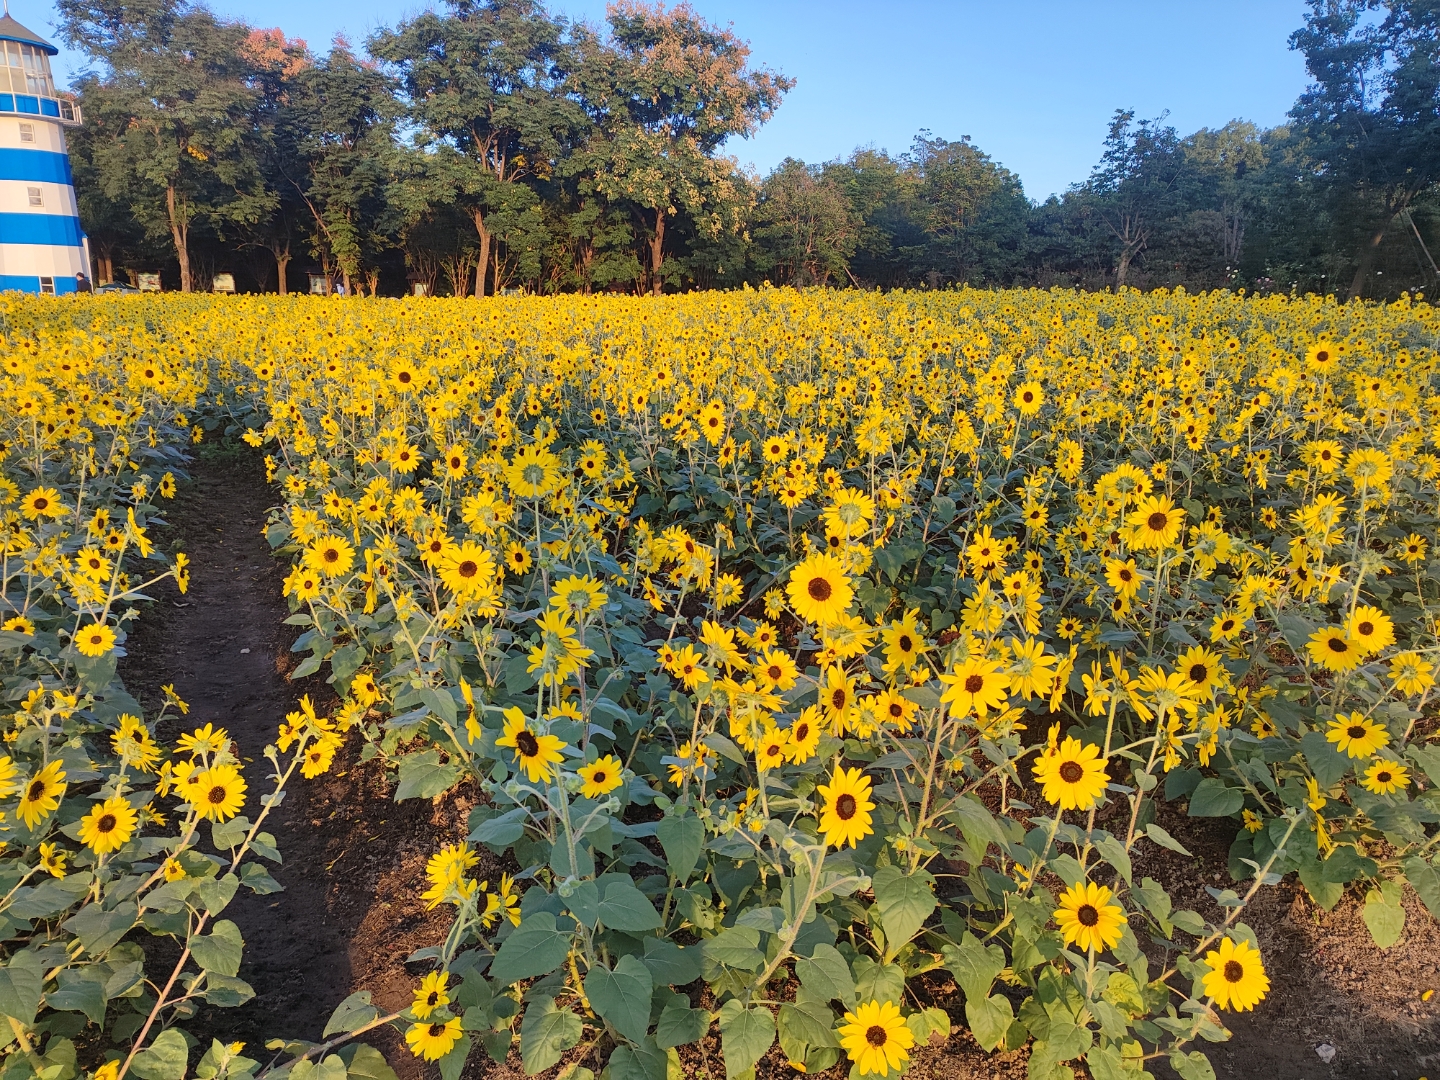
[1175,644,1224,695]
[1209,610,1243,643]
[784,706,822,763]
[577,754,624,798]
[874,688,918,732]
[880,609,927,673]
[192,764,247,822]
[79,795,138,855]
[1398,533,1428,565]
[816,766,875,849]
[1361,758,1409,795]
[1387,651,1435,696]
[1013,380,1044,416]
[1345,605,1395,656]
[507,445,561,498]
[1127,494,1185,551]
[1053,880,1127,952]
[17,760,67,829]
[410,972,450,1021]
[495,707,566,783]
[439,542,497,600]
[786,553,853,626]
[505,542,533,574]
[305,535,355,577]
[20,487,63,521]
[938,655,1010,719]
[818,665,856,732]
[1033,736,1109,811]
[1201,937,1269,1011]
[1345,447,1393,488]
[753,648,799,691]
[405,1017,463,1062]
[837,999,914,1077]
[1325,712,1389,758]
[754,727,789,771]
[74,621,117,658]
[1104,557,1142,599]
[1306,626,1361,673]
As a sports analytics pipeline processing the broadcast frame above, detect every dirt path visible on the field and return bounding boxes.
[119,444,460,1077]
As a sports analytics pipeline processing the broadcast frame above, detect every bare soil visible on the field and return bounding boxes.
[119,446,1440,1080]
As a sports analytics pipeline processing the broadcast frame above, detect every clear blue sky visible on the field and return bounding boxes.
[27,0,1312,199]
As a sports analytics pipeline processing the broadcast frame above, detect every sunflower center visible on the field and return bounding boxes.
[516,730,540,757]
[1328,637,1348,653]
[1347,725,1366,739]
[426,991,439,1005]
[964,674,984,693]
[323,547,339,564]
[832,689,847,708]
[865,1025,888,1047]
[767,665,782,680]
[1357,621,1374,636]
[1059,761,1084,784]
[1147,511,1169,531]
[26,779,44,800]
[1315,350,1329,363]
[794,723,809,741]
[591,770,607,783]
[898,635,913,652]
[1223,960,1244,983]
[1376,770,1392,783]
[888,703,903,718]
[836,794,858,820]
[1188,664,1208,682]
[33,497,47,510]
[207,785,228,805]
[457,560,478,579]
[428,1024,446,1037]
[1077,903,1099,927]
[807,576,832,602]
[96,813,117,833]
[765,744,781,757]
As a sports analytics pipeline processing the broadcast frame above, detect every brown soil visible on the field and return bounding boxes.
[118,446,1440,1080]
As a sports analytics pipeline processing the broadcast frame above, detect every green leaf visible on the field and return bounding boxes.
[131,1029,190,1080]
[717,1000,774,1080]
[194,873,240,916]
[584,954,652,1046]
[1144,823,1193,857]
[655,1003,709,1049]
[489,913,571,988]
[794,943,855,1009]
[190,918,245,977]
[1095,835,1132,885]
[61,901,137,955]
[1168,1050,1217,1080]
[0,953,47,1027]
[851,958,904,1005]
[323,991,379,1038]
[1300,730,1351,790]
[203,973,255,1008]
[965,995,1012,1053]
[1362,886,1406,949]
[394,749,462,801]
[701,926,764,971]
[598,880,663,933]
[777,1001,837,1051]
[520,996,583,1074]
[1403,855,1440,921]
[45,969,107,1024]
[339,1044,398,1080]
[1187,778,1244,817]
[941,933,1004,1003]
[656,811,704,884]
[870,866,936,960]
[643,938,701,987]
[437,1035,471,1080]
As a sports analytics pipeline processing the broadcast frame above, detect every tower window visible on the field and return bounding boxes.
[19,123,34,143]
[39,277,54,296]
[26,186,42,207]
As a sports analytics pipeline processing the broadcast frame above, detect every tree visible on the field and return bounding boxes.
[370,0,581,296]
[59,0,269,292]
[581,2,790,293]
[752,158,858,285]
[1290,0,1440,297]
[907,133,1029,286]
[1082,110,1185,286]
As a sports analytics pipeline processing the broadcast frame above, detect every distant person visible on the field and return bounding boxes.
[334,280,346,296]
[74,272,91,294]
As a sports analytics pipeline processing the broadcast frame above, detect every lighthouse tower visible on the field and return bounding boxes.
[0,6,84,295]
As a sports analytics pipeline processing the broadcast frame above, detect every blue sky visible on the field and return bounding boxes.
[27,0,1312,198]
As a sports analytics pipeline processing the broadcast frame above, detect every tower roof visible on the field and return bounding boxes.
[0,13,58,56]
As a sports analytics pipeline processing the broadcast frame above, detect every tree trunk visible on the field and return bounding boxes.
[649,209,666,296]
[1348,212,1399,300]
[1115,243,1139,288]
[275,249,291,296]
[473,209,491,298]
[166,184,192,293]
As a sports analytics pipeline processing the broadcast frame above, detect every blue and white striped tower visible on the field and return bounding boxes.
[0,5,85,295]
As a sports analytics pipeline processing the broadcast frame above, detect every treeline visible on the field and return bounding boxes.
[61,0,1440,299]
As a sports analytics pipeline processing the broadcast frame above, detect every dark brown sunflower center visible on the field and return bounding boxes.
[1223,960,1244,983]
[1328,637,1348,653]
[1348,725,1367,739]
[1147,512,1169,531]
[26,780,44,800]
[32,497,47,510]
[964,674,984,694]
[1357,621,1374,636]
[323,547,339,563]
[865,1025,888,1047]
[1059,761,1085,784]
[96,813,117,833]
[515,730,540,757]
[1376,770,1392,783]
[794,723,809,741]
[428,1023,446,1037]
[1189,664,1208,682]
[898,635,913,652]
[1315,350,1329,363]
[591,770,607,783]
[832,690,847,708]
[457,560,478,579]
[807,577,832,602]
[207,785,228,805]
[1077,903,1099,927]
[835,794,857,820]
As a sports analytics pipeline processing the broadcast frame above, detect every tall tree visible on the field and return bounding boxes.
[1081,110,1185,286]
[1290,0,1440,297]
[59,0,269,292]
[370,0,581,296]
[752,158,858,286]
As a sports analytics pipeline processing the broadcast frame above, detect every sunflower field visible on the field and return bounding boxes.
[0,286,1437,1080]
